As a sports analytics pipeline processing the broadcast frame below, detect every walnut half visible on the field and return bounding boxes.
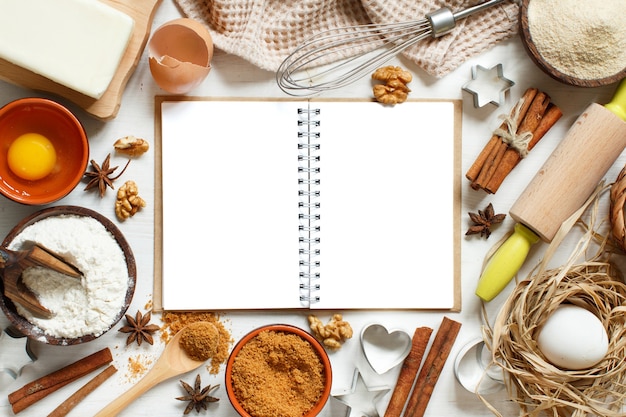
[113,136,149,157]
[372,65,412,105]
[115,180,146,221]
[308,314,353,350]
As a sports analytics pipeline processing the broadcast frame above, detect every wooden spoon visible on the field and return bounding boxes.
[94,327,205,416]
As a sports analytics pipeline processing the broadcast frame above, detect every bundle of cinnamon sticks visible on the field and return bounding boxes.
[466,88,562,194]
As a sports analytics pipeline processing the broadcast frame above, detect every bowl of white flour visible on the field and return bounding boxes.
[520,0,626,87]
[0,205,136,345]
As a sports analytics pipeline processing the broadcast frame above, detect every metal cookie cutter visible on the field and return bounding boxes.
[453,337,504,395]
[462,64,515,108]
[360,323,411,375]
[0,326,37,386]
[333,368,390,417]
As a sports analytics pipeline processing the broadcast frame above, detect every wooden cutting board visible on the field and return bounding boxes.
[0,0,162,121]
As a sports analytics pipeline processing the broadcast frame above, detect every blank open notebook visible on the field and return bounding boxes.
[155,97,461,311]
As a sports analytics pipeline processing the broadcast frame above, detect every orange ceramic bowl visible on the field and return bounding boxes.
[0,98,89,205]
[225,324,332,417]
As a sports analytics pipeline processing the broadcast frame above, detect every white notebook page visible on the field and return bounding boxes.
[161,100,302,310]
[159,98,459,310]
[313,101,456,309]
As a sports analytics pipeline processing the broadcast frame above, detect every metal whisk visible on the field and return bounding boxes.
[276,0,509,96]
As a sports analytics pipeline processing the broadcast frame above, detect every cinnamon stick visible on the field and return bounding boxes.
[466,134,501,185]
[8,347,113,414]
[472,140,507,191]
[466,88,538,183]
[384,327,433,417]
[484,103,562,193]
[403,317,461,417]
[526,103,563,150]
[47,365,117,417]
[517,91,551,135]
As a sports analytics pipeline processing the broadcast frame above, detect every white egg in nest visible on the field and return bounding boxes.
[536,304,609,370]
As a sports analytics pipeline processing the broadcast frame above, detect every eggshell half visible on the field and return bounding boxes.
[148,18,214,94]
[536,304,608,370]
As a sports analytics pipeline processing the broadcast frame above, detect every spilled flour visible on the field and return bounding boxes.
[8,214,129,339]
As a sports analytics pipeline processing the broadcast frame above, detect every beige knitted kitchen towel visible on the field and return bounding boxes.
[173,0,519,78]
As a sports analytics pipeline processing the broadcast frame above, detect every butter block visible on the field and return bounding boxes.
[0,0,134,99]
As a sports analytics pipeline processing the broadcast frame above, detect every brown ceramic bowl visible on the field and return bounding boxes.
[225,324,332,417]
[0,98,89,205]
[0,206,136,345]
[519,0,626,87]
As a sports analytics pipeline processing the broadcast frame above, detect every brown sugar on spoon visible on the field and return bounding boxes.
[161,311,232,375]
[179,321,221,361]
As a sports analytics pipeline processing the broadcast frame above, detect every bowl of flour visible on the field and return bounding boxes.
[520,0,626,87]
[0,205,136,345]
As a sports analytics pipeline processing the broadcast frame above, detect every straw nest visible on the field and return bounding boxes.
[481,184,626,417]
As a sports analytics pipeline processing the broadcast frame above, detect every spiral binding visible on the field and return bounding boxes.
[298,105,321,304]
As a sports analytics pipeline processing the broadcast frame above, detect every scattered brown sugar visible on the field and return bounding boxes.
[179,321,220,361]
[231,330,326,417]
[161,311,232,374]
[125,354,153,381]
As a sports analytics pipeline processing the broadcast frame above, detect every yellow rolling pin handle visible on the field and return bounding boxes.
[605,78,626,122]
[475,223,540,301]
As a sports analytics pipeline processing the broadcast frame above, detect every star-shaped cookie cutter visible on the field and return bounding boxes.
[333,368,390,417]
[462,64,515,108]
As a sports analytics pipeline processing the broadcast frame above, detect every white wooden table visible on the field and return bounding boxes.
[0,1,622,416]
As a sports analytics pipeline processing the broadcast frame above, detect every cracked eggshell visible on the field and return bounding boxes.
[148,18,213,94]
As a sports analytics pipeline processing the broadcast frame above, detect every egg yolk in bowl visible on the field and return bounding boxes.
[8,133,57,181]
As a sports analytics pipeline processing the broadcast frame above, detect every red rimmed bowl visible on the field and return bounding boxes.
[0,98,89,205]
[226,324,332,417]
[0,206,136,345]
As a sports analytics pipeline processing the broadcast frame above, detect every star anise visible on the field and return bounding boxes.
[176,374,219,415]
[466,203,506,239]
[83,153,131,198]
[118,310,160,346]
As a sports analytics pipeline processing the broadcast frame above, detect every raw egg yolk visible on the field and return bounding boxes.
[8,133,57,181]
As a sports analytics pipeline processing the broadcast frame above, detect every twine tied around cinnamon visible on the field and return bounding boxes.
[493,99,534,158]
[465,88,562,194]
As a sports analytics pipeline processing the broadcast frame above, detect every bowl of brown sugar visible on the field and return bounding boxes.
[520,0,626,87]
[225,324,332,417]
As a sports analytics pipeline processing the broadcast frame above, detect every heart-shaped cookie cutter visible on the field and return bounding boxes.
[360,323,411,374]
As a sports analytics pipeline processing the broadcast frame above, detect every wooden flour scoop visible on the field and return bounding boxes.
[1,244,82,318]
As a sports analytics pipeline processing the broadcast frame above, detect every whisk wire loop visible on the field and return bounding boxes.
[276,0,509,96]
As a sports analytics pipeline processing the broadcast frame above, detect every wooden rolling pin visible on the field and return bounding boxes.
[476,79,626,301]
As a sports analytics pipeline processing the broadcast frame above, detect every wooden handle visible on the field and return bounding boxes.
[93,364,170,416]
[510,103,626,242]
